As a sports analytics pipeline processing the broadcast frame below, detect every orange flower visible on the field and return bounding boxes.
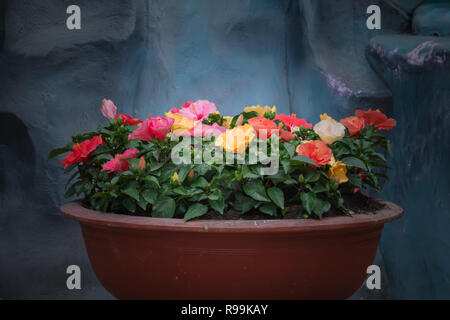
[296,140,332,167]
[355,109,396,131]
[340,116,365,136]
[247,116,278,140]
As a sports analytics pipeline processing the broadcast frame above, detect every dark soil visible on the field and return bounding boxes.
[202,192,385,220]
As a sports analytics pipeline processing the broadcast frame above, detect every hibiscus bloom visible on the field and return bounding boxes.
[178,100,218,121]
[128,116,174,141]
[115,113,143,126]
[247,117,278,140]
[296,140,332,167]
[340,116,365,136]
[274,114,312,131]
[165,112,195,135]
[215,124,256,154]
[355,109,396,130]
[101,149,139,173]
[186,122,226,137]
[328,155,349,184]
[313,120,346,145]
[60,135,105,168]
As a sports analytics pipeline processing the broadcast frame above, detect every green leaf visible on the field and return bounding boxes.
[291,155,318,167]
[300,192,331,219]
[191,176,209,189]
[47,146,72,160]
[152,196,176,218]
[303,167,320,183]
[142,175,160,187]
[111,176,120,185]
[242,165,259,179]
[137,198,148,210]
[267,187,285,209]
[184,203,209,221]
[209,197,225,214]
[122,187,140,202]
[283,142,296,158]
[122,198,136,213]
[142,189,158,205]
[312,182,329,194]
[342,157,367,170]
[348,174,363,188]
[233,193,256,213]
[243,180,270,202]
[259,203,278,216]
[281,159,291,174]
[208,189,222,201]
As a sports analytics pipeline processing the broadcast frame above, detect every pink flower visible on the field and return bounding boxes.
[150,116,175,140]
[178,100,217,121]
[186,122,226,137]
[128,116,174,141]
[102,149,139,173]
[101,99,117,119]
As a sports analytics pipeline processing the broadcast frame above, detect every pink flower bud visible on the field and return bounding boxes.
[101,99,117,120]
[138,156,146,170]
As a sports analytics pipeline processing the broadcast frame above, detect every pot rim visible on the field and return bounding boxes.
[61,200,402,234]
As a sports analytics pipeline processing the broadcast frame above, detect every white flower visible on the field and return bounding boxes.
[313,120,346,145]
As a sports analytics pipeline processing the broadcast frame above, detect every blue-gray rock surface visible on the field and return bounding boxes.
[368,34,450,299]
[413,3,450,36]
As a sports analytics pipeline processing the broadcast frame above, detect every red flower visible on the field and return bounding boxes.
[340,116,365,136]
[274,114,312,131]
[277,129,296,142]
[247,116,278,140]
[101,149,139,173]
[355,109,396,131]
[60,135,105,168]
[115,113,143,126]
[296,140,332,167]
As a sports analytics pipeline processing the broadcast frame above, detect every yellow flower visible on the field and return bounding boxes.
[328,160,349,184]
[313,119,346,145]
[165,112,195,134]
[244,105,273,117]
[222,116,233,129]
[320,113,337,122]
[328,154,336,166]
[215,124,256,153]
[171,172,181,185]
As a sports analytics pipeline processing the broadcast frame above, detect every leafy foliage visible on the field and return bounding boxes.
[49,104,395,221]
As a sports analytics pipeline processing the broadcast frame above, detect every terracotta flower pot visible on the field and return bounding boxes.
[61,200,402,299]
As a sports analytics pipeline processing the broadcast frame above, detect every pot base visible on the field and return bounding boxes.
[62,201,402,299]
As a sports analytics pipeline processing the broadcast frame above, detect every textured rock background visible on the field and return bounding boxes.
[0,0,449,299]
